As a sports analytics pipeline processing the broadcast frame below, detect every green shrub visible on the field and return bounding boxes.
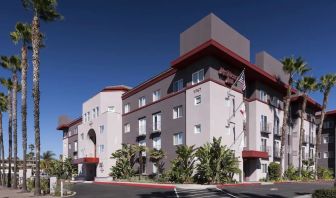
[284,166,299,181]
[41,178,50,195]
[317,167,334,180]
[301,169,315,181]
[27,178,35,192]
[268,162,281,181]
[312,188,336,198]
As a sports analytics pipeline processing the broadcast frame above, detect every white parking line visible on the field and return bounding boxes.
[216,187,238,198]
[174,188,179,198]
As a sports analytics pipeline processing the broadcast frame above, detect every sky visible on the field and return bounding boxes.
[0,0,336,158]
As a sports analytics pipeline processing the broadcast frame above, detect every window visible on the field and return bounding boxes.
[231,98,235,116]
[153,137,161,150]
[259,90,267,102]
[81,133,84,140]
[74,141,78,152]
[323,120,334,129]
[99,125,104,134]
[124,103,130,114]
[139,97,146,107]
[124,123,130,133]
[153,163,158,174]
[173,132,183,145]
[173,79,183,92]
[93,108,96,118]
[138,140,146,158]
[309,148,314,158]
[99,144,105,154]
[107,106,115,112]
[192,69,204,85]
[324,152,329,159]
[139,118,146,135]
[153,90,161,102]
[261,163,267,173]
[261,115,267,131]
[329,151,335,158]
[261,138,267,152]
[87,112,91,121]
[68,143,71,150]
[194,95,201,105]
[96,107,99,117]
[194,124,201,134]
[173,106,183,119]
[323,136,329,144]
[84,113,87,123]
[152,113,161,131]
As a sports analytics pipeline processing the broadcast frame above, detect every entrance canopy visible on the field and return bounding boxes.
[73,157,99,164]
[242,150,268,159]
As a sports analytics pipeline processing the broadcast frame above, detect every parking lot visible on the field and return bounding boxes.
[73,182,334,198]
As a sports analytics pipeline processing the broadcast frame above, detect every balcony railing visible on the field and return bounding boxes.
[261,123,272,134]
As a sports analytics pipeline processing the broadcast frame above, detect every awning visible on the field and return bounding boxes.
[73,157,99,164]
[242,150,268,159]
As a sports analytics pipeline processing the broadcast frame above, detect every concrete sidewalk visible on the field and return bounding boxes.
[0,186,52,198]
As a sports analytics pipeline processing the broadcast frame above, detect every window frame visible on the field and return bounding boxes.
[192,69,204,85]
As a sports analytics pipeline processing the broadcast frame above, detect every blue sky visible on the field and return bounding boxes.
[0,0,336,157]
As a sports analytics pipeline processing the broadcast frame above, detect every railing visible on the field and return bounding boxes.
[261,123,272,134]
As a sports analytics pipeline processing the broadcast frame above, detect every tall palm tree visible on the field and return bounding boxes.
[0,93,7,186]
[0,78,13,187]
[315,74,336,180]
[280,57,310,175]
[296,76,317,177]
[40,151,55,172]
[10,22,32,192]
[22,0,62,194]
[0,56,21,189]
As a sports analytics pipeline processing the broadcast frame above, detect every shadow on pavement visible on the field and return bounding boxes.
[136,191,176,198]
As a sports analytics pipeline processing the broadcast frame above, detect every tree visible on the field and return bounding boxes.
[280,57,310,175]
[0,93,7,186]
[149,148,165,178]
[21,0,62,194]
[46,158,74,180]
[169,145,196,183]
[0,78,13,187]
[40,151,55,172]
[110,144,138,179]
[0,56,21,189]
[195,137,240,184]
[10,22,32,192]
[296,76,317,177]
[315,74,336,182]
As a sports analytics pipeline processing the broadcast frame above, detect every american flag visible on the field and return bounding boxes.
[237,70,246,91]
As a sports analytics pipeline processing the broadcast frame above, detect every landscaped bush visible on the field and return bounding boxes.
[301,169,315,181]
[27,178,35,192]
[317,167,334,180]
[284,166,299,181]
[312,188,336,198]
[268,162,281,181]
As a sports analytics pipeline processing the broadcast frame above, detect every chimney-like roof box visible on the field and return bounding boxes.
[179,13,250,61]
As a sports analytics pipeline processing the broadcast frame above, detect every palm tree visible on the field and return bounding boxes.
[40,151,55,172]
[21,0,62,194]
[10,22,32,192]
[315,74,336,180]
[1,56,21,189]
[296,77,317,177]
[0,93,7,186]
[0,78,13,187]
[280,57,310,175]
[169,145,196,183]
[149,149,165,178]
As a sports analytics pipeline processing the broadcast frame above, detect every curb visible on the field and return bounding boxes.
[274,180,334,184]
[93,181,176,189]
[217,182,261,188]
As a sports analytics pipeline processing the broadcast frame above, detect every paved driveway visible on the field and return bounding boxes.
[220,182,334,198]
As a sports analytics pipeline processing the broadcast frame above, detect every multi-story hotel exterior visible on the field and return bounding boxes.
[57,13,323,182]
[317,110,336,174]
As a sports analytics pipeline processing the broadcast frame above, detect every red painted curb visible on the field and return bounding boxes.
[217,183,261,188]
[94,181,176,189]
[274,180,334,184]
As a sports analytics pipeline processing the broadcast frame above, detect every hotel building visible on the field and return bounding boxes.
[57,13,322,181]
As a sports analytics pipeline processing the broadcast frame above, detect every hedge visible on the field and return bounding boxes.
[312,188,336,198]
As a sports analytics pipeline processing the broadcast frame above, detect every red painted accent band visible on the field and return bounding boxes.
[73,157,99,164]
[242,150,268,159]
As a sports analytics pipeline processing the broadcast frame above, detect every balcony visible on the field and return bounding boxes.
[261,123,272,134]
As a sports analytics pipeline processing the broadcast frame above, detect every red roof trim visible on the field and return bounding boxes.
[73,157,99,164]
[56,117,82,130]
[326,110,336,116]
[101,86,131,93]
[242,150,268,159]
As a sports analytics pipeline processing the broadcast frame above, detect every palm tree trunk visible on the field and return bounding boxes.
[298,95,307,177]
[316,92,328,179]
[21,45,28,192]
[12,73,18,189]
[0,113,4,186]
[280,81,292,176]
[7,90,12,188]
[32,15,41,196]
